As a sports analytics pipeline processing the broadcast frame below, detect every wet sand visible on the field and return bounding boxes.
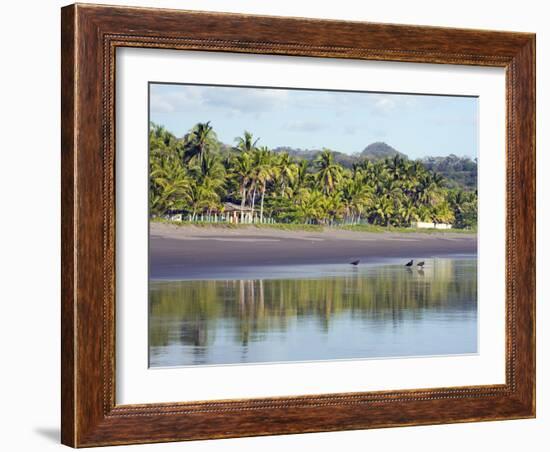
[150,223,477,280]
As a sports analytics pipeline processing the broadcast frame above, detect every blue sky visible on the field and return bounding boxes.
[149,83,478,159]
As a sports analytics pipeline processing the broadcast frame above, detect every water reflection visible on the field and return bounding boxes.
[149,257,477,367]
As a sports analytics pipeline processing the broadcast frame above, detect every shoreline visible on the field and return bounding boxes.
[150,223,477,280]
[151,218,476,235]
[150,256,476,282]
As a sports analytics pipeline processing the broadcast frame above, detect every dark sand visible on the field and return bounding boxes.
[150,223,477,280]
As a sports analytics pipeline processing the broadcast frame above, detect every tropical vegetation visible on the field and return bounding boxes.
[149,122,477,229]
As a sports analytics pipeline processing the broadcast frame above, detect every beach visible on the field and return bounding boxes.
[150,222,477,279]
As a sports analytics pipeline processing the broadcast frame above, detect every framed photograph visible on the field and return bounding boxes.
[61,3,535,447]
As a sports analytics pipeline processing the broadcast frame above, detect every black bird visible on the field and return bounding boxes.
[350,259,360,266]
[417,261,425,269]
[405,259,413,267]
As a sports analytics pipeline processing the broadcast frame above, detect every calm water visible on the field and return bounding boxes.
[149,257,477,367]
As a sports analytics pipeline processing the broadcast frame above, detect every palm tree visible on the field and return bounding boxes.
[417,173,438,207]
[291,159,309,194]
[149,122,185,163]
[187,178,221,221]
[234,131,259,153]
[295,188,324,224]
[182,122,217,165]
[231,151,253,216]
[252,147,275,222]
[192,152,225,188]
[324,191,345,225]
[315,149,342,195]
[275,152,296,198]
[370,194,395,226]
[398,198,419,226]
[341,177,374,224]
[387,155,407,181]
[149,156,191,215]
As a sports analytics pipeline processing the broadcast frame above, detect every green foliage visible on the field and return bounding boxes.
[149,122,477,229]
[182,121,218,164]
[270,145,477,192]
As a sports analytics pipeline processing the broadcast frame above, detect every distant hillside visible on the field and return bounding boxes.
[272,147,357,168]
[272,142,405,166]
[420,154,477,190]
[217,139,476,190]
[359,142,406,160]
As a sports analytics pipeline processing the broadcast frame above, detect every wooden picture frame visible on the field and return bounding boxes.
[61,3,535,447]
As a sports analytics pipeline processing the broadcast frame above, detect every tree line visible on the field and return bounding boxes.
[149,122,477,229]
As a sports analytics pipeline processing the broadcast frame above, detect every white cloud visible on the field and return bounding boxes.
[149,93,176,113]
[203,87,288,114]
[150,84,289,115]
[150,84,425,120]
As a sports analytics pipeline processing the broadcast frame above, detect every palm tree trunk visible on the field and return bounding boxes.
[249,186,257,224]
[260,186,266,222]
[240,186,246,215]
[251,186,257,210]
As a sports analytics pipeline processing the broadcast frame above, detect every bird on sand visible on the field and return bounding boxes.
[405,259,413,267]
[417,261,425,269]
[350,259,360,266]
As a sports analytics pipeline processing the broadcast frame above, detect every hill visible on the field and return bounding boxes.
[359,142,407,160]
[271,142,405,166]
[420,154,477,190]
[217,138,477,190]
[272,147,357,168]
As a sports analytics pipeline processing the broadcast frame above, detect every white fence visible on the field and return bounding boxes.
[166,213,276,224]
[411,221,452,230]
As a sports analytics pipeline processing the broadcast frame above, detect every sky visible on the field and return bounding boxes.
[149,83,478,159]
